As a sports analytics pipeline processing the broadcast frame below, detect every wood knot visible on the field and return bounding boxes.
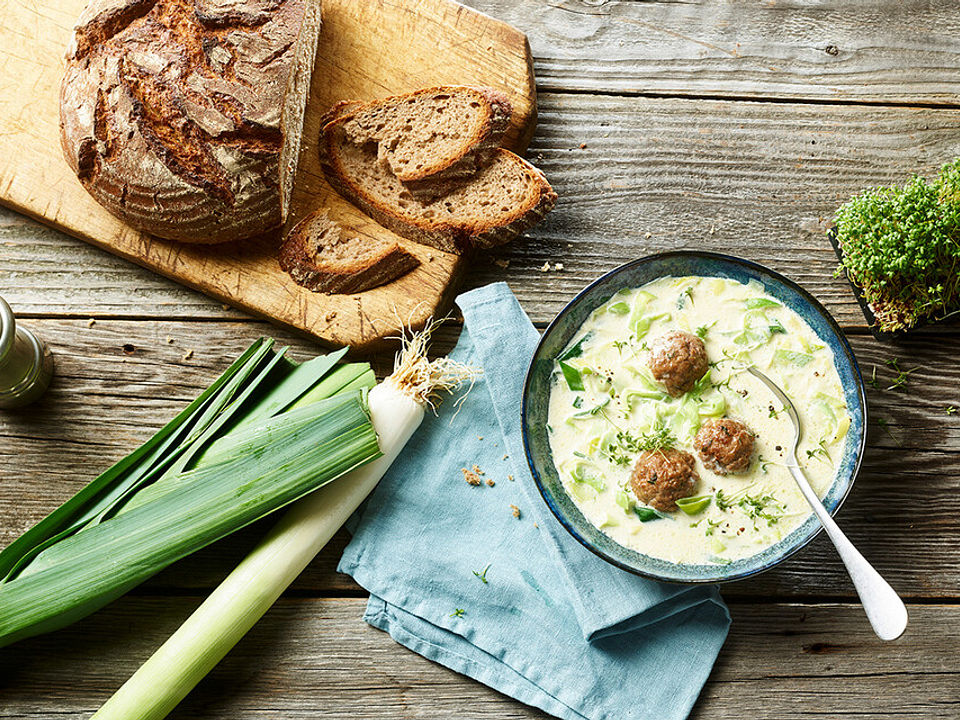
[122,343,136,355]
[824,44,839,56]
[802,642,847,654]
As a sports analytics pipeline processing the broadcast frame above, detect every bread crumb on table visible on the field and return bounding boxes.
[510,504,521,519]
[86,318,96,328]
[182,349,194,361]
[486,478,495,487]
[539,262,550,272]
[462,468,482,486]
[325,311,337,322]
[553,263,564,271]
[472,464,484,476]
[165,335,174,344]
[507,474,515,482]
[579,142,587,149]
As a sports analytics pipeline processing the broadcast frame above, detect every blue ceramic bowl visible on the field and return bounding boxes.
[521,251,867,583]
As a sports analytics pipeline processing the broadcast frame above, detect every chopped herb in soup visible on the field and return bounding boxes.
[546,276,851,565]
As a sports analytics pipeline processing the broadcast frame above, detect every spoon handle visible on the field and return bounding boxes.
[788,466,908,641]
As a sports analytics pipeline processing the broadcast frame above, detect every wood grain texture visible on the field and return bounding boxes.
[3,1,960,715]
[0,0,538,351]
[0,319,957,600]
[0,598,956,719]
[6,92,960,329]
[468,0,960,104]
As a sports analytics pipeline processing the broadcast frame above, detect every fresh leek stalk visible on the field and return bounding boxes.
[93,322,477,720]
[0,339,380,648]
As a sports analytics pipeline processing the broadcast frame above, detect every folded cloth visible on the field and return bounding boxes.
[339,282,730,720]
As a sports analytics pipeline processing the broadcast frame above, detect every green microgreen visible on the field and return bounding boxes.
[884,358,918,392]
[714,489,733,511]
[877,418,902,446]
[626,425,678,453]
[472,564,491,584]
[805,439,832,464]
[695,322,715,339]
[704,518,723,536]
[833,159,960,332]
[737,493,785,527]
[450,608,466,618]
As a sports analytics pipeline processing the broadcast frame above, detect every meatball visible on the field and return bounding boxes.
[630,448,700,512]
[647,331,708,397]
[695,418,755,475]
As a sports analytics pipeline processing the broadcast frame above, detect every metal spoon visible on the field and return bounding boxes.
[747,366,908,641]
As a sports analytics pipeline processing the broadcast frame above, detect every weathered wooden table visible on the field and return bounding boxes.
[2,1,958,717]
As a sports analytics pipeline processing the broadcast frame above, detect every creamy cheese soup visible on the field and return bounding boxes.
[547,276,851,565]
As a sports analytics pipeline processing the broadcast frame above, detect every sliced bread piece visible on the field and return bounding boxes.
[279,210,420,294]
[320,136,557,253]
[322,86,511,196]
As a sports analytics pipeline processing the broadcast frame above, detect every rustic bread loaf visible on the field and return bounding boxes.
[59,0,323,244]
[319,92,555,254]
[321,86,511,199]
[279,210,420,294]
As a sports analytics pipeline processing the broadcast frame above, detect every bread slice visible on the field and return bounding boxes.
[59,0,323,243]
[279,210,420,294]
[320,127,556,254]
[322,87,511,198]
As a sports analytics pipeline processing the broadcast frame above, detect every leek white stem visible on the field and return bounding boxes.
[92,325,476,720]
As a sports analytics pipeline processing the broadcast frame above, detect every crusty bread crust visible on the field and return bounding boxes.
[278,210,420,294]
[59,0,322,244]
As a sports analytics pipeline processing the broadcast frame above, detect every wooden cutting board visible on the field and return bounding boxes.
[0,0,536,353]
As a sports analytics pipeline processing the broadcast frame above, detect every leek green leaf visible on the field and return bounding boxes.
[559,361,585,391]
[0,392,380,648]
[774,349,814,367]
[745,297,781,310]
[0,339,273,584]
[633,506,669,522]
[558,333,593,362]
[676,495,712,515]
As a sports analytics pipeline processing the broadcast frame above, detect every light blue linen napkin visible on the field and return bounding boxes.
[339,282,730,720]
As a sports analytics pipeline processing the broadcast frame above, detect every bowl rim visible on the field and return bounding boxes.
[520,250,868,584]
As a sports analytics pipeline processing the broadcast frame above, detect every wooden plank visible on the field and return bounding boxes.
[467,0,960,104]
[0,598,955,718]
[0,319,957,599]
[6,93,960,329]
[0,0,539,351]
